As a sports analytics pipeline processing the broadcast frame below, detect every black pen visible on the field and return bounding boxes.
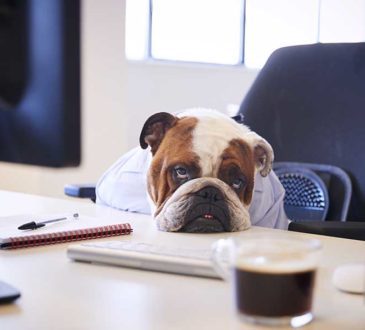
[18,213,79,230]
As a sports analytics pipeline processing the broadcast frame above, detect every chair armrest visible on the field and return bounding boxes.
[288,221,365,241]
[64,184,96,202]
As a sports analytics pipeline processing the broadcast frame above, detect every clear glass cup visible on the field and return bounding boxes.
[212,234,322,327]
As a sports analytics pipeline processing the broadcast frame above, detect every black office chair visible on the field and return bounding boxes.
[239,42,365,240]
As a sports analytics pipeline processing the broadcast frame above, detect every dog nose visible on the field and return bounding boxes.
[195,186,224,202]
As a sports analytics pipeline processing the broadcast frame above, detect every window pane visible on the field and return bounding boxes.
[151,0,244,65]
[125,0,150,60]
[319,0,365,42]
[245,0,319,69]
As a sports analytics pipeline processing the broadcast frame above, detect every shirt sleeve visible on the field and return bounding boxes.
[249,171,290,230]
[96,147,152,214]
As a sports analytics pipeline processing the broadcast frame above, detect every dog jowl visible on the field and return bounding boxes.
[139,109,273,233]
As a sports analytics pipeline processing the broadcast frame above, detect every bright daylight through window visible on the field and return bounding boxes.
[126,0,365,69]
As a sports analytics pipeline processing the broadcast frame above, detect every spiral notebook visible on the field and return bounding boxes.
[0,213,132,250]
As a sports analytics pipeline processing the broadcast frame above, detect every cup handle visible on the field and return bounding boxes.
[211,239,233,281]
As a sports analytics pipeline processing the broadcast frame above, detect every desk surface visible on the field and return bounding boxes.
[0,190,364,330]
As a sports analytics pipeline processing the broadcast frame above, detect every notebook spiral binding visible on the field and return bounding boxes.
[5,223,132,249]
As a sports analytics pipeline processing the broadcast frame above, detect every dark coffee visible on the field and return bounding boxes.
[233,267,316,317]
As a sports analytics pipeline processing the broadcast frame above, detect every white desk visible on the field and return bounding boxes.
[0,190,364,330]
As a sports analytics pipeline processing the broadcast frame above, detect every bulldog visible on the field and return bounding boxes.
[139,108,274,233]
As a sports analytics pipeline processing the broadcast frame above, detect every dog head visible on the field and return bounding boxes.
[139,108,273,233]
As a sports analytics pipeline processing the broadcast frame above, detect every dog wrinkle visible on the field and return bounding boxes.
[219,139,256,206]
[156,197,192,231]
[192,115,252,177]
[155,177,251,232]
[148,117,199,212]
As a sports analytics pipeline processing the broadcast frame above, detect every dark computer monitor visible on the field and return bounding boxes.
[0,0,81,167]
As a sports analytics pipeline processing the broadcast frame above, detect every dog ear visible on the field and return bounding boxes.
[246,132,274,177]
[139,112,178,155]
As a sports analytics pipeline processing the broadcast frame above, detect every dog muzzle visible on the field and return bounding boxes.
[154,177,251,233]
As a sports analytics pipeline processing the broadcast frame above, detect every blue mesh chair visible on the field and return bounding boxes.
[273,162,351,222]
[274,165,329,221]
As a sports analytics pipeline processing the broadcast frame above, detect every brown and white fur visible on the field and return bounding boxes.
[139,108,273,233]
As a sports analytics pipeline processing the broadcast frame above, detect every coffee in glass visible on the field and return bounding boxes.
[212,235,322,327]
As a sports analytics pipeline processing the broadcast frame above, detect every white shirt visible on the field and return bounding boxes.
[96,147,289,230]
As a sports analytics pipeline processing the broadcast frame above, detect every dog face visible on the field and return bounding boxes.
[139,109,273,233]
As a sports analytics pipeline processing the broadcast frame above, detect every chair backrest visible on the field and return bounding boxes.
[273,162,351,221]
[239,42,365,221]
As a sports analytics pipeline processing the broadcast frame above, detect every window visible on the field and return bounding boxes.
[126,0,365,69]
[151,0,244,65]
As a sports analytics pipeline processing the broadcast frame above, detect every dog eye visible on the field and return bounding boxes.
[232,178,244,190]
[174,166,189,180]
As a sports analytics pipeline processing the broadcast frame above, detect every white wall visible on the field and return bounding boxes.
[0,0,258,198]
[125,61,258,146]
